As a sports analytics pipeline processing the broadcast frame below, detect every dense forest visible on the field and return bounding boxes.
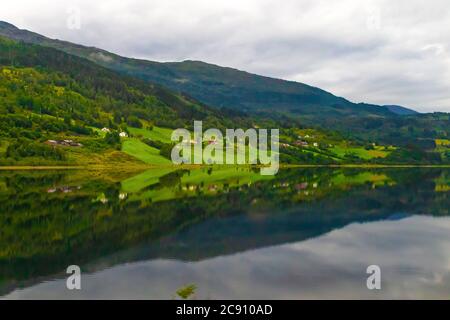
[1,21,447,149]
[0,36,260,165]
[0,36,449,165]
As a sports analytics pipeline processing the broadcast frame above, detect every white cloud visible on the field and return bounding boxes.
[2,0,450,112]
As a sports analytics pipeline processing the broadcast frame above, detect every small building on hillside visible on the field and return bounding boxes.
[294,140,309,147]
[119,132,128,137]
[45,139,82,147]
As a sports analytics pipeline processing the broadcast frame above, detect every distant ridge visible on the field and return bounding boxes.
[0,20,448,155]
[0,20,418,122]
[384,105,419,115]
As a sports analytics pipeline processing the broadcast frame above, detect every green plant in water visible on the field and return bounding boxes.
[176,284,197,300]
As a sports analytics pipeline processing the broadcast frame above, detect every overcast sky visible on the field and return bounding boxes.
[2,0,450,112]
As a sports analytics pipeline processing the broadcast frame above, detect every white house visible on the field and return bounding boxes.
[119,132,128,137]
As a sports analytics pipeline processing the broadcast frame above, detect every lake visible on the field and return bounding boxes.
[0,167,449,299]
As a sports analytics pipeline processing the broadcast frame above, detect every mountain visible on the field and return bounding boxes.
[0,36,349,167]
[384,105,419,115]
[0,21,417,122]
[0,33,248,129]
[0,21,448,165]
[0,35,259,166]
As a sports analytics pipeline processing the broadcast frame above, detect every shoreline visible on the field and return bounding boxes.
[1,164,450,170]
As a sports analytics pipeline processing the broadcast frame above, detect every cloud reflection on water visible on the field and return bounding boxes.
[6,215,450,299]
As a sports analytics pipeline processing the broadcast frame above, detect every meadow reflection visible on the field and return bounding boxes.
[0,167,448,298]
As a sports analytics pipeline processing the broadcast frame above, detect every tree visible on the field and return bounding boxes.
[64,115,72,126]
[126,115,142,128]
[104,132,121,148]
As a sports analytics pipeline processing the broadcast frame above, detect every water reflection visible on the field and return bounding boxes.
[0,167,448,299]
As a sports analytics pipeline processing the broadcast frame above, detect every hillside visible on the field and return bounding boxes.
[0,23,448,165]
[0,21,414,120]
[2,21,448,147]
[0,36,256,165]
[384,105,418,116]
[0,36,354,166]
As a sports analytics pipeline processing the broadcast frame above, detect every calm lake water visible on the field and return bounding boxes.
[0,167,449,299]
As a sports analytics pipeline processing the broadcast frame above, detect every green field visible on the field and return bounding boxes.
[181,166,272,185]
[128,126,174,143]
[122,166,274,203]
[121,167,176,193]
[330,145,391,160]
[121,138,171,164]
[331,172,391,186]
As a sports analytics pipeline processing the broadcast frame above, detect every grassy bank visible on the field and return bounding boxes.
[1,164,450,171]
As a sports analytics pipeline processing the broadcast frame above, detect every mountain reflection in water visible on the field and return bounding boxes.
[0,167,448,299]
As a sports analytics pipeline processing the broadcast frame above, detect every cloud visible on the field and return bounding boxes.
[2,0,450,112]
